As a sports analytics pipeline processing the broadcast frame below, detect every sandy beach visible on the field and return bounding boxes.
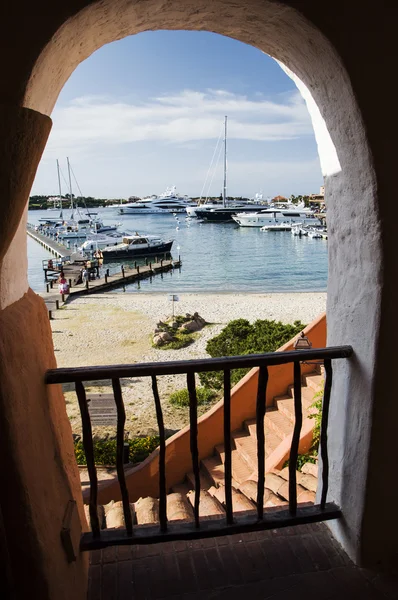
[51,292,326,437]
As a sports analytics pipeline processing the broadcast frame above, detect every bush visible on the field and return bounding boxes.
[74,435,160,466]
[169,387,217,407]
[200,318,306,390]
[157,333,195,350]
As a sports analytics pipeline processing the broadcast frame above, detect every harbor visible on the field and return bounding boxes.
[27,223,182,316]
[27,208,328,295]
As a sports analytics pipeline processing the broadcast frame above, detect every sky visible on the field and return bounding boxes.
[31,31,325,200]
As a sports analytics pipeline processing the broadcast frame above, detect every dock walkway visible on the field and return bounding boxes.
[27,223,182,318]
[40,259,181,318]
[27,224,79,259]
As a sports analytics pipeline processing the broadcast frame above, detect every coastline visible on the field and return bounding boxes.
[52,291,326,437]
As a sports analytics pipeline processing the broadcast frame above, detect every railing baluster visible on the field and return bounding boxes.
[187,371,200,528]
[75,381,100,537]
[320,359,332,509]
[223,369,233,525]
[151,375,167,532]
[289,362,303,516]
[256,366,269,520]
[112,378,133,536]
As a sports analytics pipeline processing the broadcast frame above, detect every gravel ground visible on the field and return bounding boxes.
[52,292,326,438]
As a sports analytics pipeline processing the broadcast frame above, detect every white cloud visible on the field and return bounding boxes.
[32,87,323,197]
[43,88,314,157]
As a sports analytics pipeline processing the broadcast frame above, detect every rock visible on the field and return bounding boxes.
[193,312,206,326]
[153,331,174,346]
[179,320,201,332]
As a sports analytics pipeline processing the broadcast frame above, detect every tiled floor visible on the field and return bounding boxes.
[88,523,398,599]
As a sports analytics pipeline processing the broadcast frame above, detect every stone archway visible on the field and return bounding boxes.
[1,1,396,598]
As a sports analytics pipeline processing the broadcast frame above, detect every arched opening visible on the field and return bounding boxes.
[2,2,396,598]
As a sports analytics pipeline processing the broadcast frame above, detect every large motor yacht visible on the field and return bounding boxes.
[118,187,195,214]
[232,206,319,228]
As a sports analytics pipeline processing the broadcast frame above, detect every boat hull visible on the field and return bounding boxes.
[233,215,320,227]
[102,240,174,260]
[195,207,262,222]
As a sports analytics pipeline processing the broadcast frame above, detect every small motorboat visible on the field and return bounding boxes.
[307,228,323,239]
[101,233,174,260]
[260,222,292,232]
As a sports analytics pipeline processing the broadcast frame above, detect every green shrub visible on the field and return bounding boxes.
[200,318,306,390]
[157,333,195,350]
[74,435,160,466]
[169,387,217,407]
[284,453,318,471]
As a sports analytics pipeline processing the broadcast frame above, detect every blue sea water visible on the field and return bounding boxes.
[27,208,328,293]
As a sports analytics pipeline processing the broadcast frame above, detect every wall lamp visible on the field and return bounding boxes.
[294,331,312,350]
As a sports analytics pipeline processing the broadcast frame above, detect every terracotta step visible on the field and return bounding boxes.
[172,482,192,496]
[186,489,225,517]
[264,409,292,439]
[277,467,318,494]
[276,392,314,423]
[104,501,135,529]
[288,384,320,409]
[166,493,194,522]
[208,484,256,513]
[266,472,316,504]
[216,444,255,484]
[186,468,213,491]
[302,372,324,392]
[201,456,225,487]
[238,479,288,508]
[245,419,284,456]
[84,504,106,530]
[134,497,159,525]
[232,430,259,473]
[301,462,319,478]
[296,472,318,493]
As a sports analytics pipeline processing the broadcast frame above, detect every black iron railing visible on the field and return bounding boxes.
[46,345,353,551]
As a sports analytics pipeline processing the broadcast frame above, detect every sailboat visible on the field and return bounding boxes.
[195,117,264,222]
[39,160,65,223]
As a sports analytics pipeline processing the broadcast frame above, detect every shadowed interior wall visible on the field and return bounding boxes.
[0,1,397,595]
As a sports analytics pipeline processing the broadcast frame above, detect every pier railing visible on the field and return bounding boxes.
[45,345,352,551]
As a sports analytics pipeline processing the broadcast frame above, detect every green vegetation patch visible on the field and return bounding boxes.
[169,387,217,407]
[156,332,195,350]
[74,435,160,466]
[200,318,306,390]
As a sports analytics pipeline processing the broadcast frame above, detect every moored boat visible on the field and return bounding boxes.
[100,233,173,260]
[118,187,195,214]
[260,222,292,231]
[232,208,319,228]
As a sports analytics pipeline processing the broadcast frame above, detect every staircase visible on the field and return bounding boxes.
[84,370,323,530]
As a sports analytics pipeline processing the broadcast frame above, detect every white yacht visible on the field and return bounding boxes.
[79,230,128,251]
[118,187,195,214]
[232,206,320,228]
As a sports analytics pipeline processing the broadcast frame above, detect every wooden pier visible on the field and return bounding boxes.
[27,225,182,318]
[41,259,181,318]
[27,224,75,258]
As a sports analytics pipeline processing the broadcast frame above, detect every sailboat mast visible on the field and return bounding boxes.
[223,116,227,208]
[67,157,74,217]
[56,159,63,218]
